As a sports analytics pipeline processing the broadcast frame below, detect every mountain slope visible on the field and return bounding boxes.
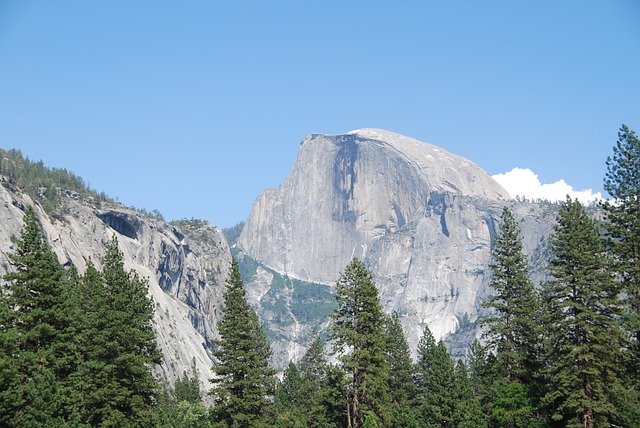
[0,176,231,390]
[237,129,555,361]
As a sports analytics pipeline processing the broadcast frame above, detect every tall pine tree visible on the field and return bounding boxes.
[541,197,622,427]
[1,207,71,426]
[67,237,161,427]
[331,258,389,428]
[482,206,541,384]
[384,312,416,427]
[602,124,640,383]
[210,257,275,428]
[414,325,455,428]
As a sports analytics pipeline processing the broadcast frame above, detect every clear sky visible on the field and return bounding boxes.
[1,1,638,228]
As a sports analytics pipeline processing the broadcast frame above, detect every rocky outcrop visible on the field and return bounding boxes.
[237,129,557,361]
[0,178,231,390]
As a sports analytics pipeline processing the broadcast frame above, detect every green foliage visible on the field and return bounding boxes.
[452,360,486,428]
[174,358,203,404]
[491,382,537,428]
[483,207,541,384]
[210,258,275,428]
[156,363,210,428]
[68,236,162,426]
[414,325,455,427]
[603,124,640,384]
[0,148,111,213]
[331,258,389,427]
[541,197,622,427]
[1,207,73,425]
[467,339,499,421]
[384,312,415,411]
[221,221,245,246]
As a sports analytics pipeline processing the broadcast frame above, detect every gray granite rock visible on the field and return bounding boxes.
[237,129,557,361]
[0,181,231,393]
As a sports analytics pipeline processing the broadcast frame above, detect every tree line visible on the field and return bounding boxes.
[207,125,640,428]
[1,124,638,427]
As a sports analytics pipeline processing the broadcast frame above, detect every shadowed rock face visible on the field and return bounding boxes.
[238,129,554,361]
[0,181,231,392]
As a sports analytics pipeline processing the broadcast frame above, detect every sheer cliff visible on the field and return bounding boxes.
[0,177,231,390]
[237,129,556,362]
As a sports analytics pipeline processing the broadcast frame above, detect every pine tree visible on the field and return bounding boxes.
[466,339,497,420]
[1,207,71,426]
[452,360,486,428]
[384,312,417,427]
[482,206,541,384]
[0,280,20,427]
[299,332,332,428]
[210,257,275,428]
[274,362,306,427]
[318,363,348,428]
[173,358,203,404]
[541,197,622,427]
[155,360,208,428]
[414,325,455,428]
[68,238,161,426]
[331,258,389,428]
[602,124,640,382]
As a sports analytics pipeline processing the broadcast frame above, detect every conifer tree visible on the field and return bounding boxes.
[466,339,500,423]
[384,312,417,427]
[299,332,332,428]
[331,258,389,428]
[210,257,275,428]
[1,207,71,426]
[0,280,20,427]
[541,197,622,427]
[452,360,486,428]
[173,358,203,404]
[483,206,541,384]
[274,362,306,427]
[68,238,161,426]
[414,325,455,427]
[602,124,640,381]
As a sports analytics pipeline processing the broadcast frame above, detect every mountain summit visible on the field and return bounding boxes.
[239,128,509,283]
[237,129,533,359]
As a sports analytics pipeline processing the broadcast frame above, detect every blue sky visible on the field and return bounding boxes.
[0,1,638,228]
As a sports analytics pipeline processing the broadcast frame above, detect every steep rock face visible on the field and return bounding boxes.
[238,129,555,360]
[0,178,230,390]
[238,129,510,285]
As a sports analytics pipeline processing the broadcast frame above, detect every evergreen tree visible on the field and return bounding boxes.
[155,361,209,428]
[330,258,389,428]
[299,332,332,428]
[602,124,640,382]
[541,197,622,427]
[452,360,486,428]
[482,207,541,384]
[1,207,71,426]
[466,339,498,420]
[68,238,162,426]
[414,325,455,428]
[0,280,20,427]
[273,362,306,427]
[174,358,203,404]
[318,364,348,428]
[384,312,417,427]
[210,257,275,428]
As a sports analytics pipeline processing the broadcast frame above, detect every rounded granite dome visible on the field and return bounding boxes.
[312,128,510,201]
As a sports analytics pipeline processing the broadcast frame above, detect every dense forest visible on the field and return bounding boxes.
[1,125,639,427]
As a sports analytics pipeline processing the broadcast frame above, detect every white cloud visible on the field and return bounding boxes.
[492,167,602,204]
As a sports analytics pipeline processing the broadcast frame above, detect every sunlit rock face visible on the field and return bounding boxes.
[0,180,231,392]
[238,129,554,359]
